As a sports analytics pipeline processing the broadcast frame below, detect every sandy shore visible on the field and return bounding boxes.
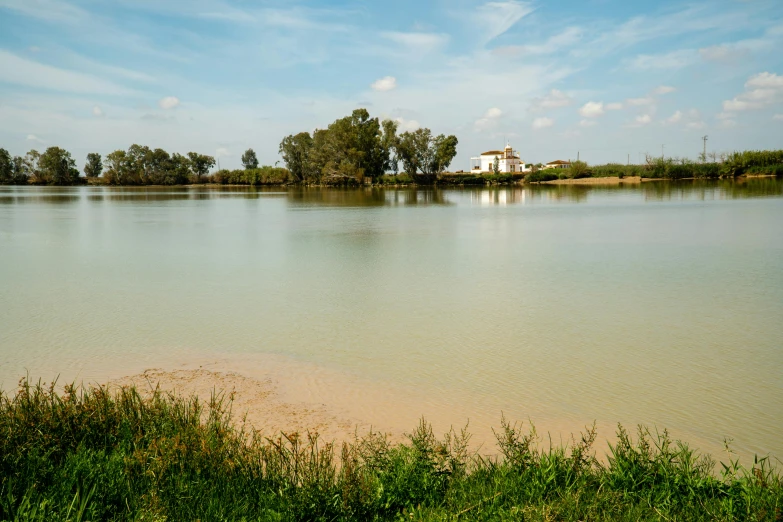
[111,368,368,444]
[102,352,609,453]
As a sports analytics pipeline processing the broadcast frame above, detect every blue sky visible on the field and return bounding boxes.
[1,0,782,169]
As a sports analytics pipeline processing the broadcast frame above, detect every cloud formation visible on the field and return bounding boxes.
[722,72,783,112]
[371,76,397,92]
[532,117,554,129]
[579,101,604,118]
[474,107,503,131]
[529,89,572,112]
[158,96,181,110]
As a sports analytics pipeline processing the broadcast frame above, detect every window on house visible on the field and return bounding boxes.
[510,164,515,172]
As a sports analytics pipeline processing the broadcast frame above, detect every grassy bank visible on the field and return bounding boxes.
[1,380,780,521]
[525,151,783,183]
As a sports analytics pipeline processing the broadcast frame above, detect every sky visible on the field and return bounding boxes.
[1,0,782,169]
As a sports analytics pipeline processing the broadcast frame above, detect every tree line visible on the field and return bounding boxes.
[0,108,458,187]
[278,108,458,184]
[0,145,219,186]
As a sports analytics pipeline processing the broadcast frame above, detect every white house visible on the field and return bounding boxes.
[471,144,527,173]
[542,160,572,170]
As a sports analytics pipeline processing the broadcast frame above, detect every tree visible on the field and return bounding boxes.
[84,153,103,178]
[432,134,459,175]
[381,119,399,174]
[187,152,216,181]
[241,148,259,170]
[0,148,11,184]
[38,147,79,185]
[279,132,315,182]
[395,128,459,179]
[493,156,500,175]
[11,156,29,183]
[104,150,129,185]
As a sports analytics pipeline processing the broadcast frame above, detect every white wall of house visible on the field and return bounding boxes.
[471,145,528,173]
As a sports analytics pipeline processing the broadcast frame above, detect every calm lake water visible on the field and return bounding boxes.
[1,180,782,459]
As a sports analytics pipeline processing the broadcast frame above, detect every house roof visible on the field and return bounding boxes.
[547,160,571,165]
[480,150,506,156]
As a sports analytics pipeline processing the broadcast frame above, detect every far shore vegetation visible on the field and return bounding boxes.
[1,378,781,521]
[1,109,782,188]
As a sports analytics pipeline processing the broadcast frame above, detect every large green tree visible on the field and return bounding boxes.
[395,129,458,179]
[104,150,130,185]
[241,148,259,170]
[279,132,315,182]
[84,153,103,178]
[187,152,215,181]
[281,108,399,184]
[0,148,11,184]
[38,147,79,185]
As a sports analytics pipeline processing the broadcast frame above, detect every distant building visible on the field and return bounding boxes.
[471,144,527,173]
[543,160,572,170]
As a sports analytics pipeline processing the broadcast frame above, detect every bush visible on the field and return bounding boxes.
[524,171,559,183]
[207,166,290,185]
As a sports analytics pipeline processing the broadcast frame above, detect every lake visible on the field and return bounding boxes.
[1,179,782,461]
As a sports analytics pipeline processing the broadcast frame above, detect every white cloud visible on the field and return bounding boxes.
[371,76,397,92]
[474,1,534,44]
[746,72,783,89]
[484,107,503,119]
[628,49,698,70]
[92,106,103,117]
[774,114,783,121]
[532,117,554,129]
[496,27,582,56]
[215,147,230,158]
[654,86,676,95]
[699,44,748,63]
[635,114,652,125]
[474,107,503,131]
[665,111,683,124]
[381,32,448,53]
[0,50,135,96]
[579,119,597,127]
[0,0,89,24]
[626,97,654,106]
[606,102,623,111]
[722,72,783,112]
[718,119,737,129]
[158,96,180,110]
[579,101,604,118]
[395,117,420,132]
[686,121,706,130]
[26,134,44,143]
[529,89,572,112]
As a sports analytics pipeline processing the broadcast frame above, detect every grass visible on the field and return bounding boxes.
[1,379,781,521]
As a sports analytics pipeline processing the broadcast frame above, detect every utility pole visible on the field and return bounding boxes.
[661,144,665,160]
[577,151,580,162]
[627,153,630,166]
[702,135,709,162]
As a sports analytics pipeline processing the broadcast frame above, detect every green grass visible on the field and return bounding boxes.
[1,379,781,521]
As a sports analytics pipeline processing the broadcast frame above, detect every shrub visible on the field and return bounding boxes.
[525,171,559,183]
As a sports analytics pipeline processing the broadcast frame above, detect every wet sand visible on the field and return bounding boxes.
[101,351,615,454]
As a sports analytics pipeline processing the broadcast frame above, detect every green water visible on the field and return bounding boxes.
[1,180,782,458]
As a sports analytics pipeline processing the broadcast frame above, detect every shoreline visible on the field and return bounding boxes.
[2,174,778,189]
[0,347,768,464]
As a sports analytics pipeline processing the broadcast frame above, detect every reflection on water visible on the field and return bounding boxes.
[2,178,783,463]
[1,178,781,207]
